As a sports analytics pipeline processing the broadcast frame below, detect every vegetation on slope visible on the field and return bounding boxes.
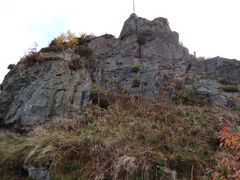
[17,31,94,68]
[0,96,239,179]
[207,120,240,179]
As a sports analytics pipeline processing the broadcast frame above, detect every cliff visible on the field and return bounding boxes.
[1,14,239,131]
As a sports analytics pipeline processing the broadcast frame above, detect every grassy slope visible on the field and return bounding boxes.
[0,96,239,179]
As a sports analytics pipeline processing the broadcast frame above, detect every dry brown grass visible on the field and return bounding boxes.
[0,96,239,179]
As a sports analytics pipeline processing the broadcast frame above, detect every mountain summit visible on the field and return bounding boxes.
[0,14,240,130]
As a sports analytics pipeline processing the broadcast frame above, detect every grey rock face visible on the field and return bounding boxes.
[184,57,240,106]
[25,165,51,180]
[120,14,171,40]
[0,59,91,130]
[0,14,240,130]
[188,57,240,84]
[119,14,189,60]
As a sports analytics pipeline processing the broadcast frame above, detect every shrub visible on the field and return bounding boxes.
[220,85,239,93]
[227,96,237,108]
[7,64,15,70]
[68,59,84,71]
[51,31,79,48]
[130,64,141,73]
[132,78,141,88]
[208,121,240,179]
[40,45,63,53]
[26,53,39,62]
[55,33,66,47]
[67,31,79,47]
[18,43,42,65]
[47,32,94,52]
[19,52,41,66]
[78,33,95,45]
[80,32,88,39]
[91,84,108,96]
[173,89,197,105]
[74,45,92,57]
[172,76,185,90]
[90,84,109,108]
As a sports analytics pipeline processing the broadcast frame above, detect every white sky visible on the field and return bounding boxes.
[0,0,240,83]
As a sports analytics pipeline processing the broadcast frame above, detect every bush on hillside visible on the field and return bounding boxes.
[40,45,64,53]
[53,31,79,47]
[173,89,197,105]
[208,119,240,179]
[130,64,141,73]
[7,64,15,70]
[90,84,109,108]
[68,59,84,71]
[132,78,141,88]
[18,52,42,68]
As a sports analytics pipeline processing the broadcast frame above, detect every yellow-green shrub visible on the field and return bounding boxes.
[130,64,141,73]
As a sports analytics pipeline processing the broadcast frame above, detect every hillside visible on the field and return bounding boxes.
[0,14,240,179]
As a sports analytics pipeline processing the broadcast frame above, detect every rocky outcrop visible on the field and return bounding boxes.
[0,14,240,130]
[184,57,240,106]
[0,58,91,130]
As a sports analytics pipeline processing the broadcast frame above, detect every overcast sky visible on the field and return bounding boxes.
[0,0,240,83]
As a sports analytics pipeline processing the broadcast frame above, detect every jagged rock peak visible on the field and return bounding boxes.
[120,13,172,39]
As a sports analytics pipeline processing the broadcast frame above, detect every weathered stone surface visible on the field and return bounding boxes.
[0,14,240,130]
[188,57,240,84]
[0,60,91,130]
[25,165,51,180]
[184,57,240,106]
[120,13,171,40]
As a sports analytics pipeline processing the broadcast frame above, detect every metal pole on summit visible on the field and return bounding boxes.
[133,0,135,13]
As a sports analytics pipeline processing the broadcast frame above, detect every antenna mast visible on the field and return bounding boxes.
[133,0,135,13]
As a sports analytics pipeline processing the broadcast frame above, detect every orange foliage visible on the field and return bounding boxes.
[209,119,240,179]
